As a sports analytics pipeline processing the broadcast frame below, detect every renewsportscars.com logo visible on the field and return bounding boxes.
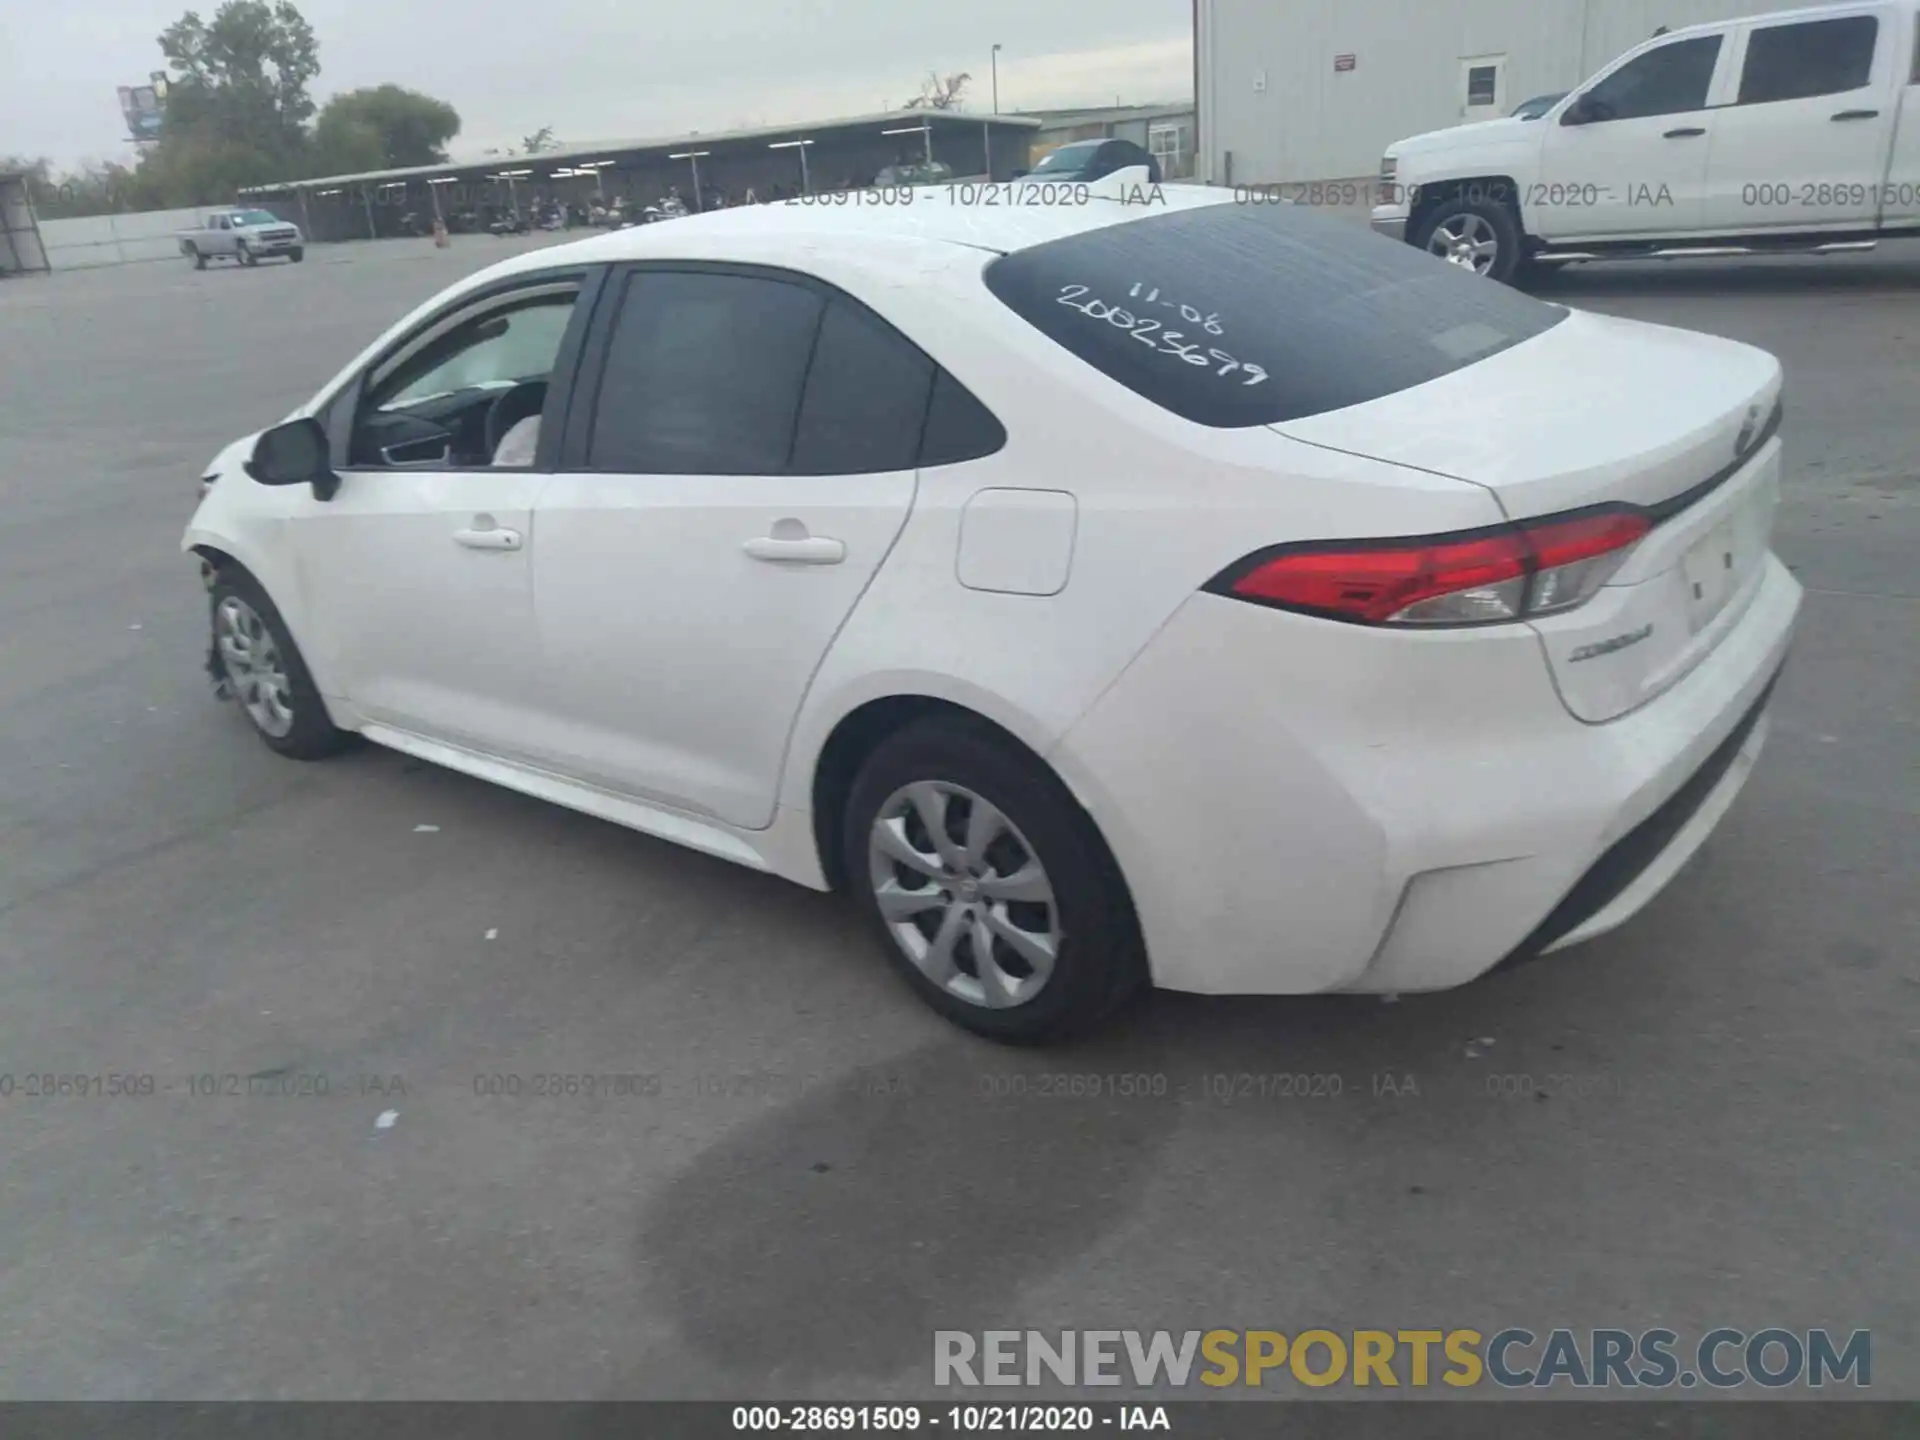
[933,1329,1871,1390]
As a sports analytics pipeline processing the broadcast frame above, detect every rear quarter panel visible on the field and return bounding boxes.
[774,248,1507,826]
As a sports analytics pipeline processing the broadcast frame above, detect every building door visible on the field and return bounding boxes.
[1460,55,1508,122]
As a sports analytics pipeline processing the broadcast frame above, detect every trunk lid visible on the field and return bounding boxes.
[1269,308,1780,519]
[1272,309,1785,722]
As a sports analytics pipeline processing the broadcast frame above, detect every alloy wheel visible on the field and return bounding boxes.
[215,596,295,738]
[1426,212,1500,273]
[867,781,1062,1009]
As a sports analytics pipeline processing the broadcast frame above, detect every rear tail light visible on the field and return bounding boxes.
[1206,507,1651,627]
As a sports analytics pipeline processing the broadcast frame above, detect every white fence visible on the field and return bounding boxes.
[40,207,213,270]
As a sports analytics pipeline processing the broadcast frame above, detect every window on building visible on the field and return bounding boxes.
[1738,16,1879,104]
[1147,124,1189,176]
[1466,66,1499,107]
[1582,35,1722,120]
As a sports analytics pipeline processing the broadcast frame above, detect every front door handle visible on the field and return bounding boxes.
[454,527,523,551]
[743,534,845,565]
[1831,109,1879,121]
[1663,126,1707,138]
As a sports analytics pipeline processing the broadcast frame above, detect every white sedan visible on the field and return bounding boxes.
[184,173,1801,1043]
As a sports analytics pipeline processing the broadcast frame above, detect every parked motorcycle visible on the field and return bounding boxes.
[488,211,531,237]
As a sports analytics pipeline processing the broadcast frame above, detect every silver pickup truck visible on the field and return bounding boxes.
[177,209,305,269]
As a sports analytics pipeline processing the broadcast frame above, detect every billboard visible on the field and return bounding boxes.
[118,78,167,142]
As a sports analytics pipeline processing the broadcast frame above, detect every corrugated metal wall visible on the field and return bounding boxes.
[1198,0,1866,185]
[0,177,51,276]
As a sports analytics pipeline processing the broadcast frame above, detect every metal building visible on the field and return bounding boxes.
[241,110,1042,244]
[1194,0,1865,186]
[0,172,51,277]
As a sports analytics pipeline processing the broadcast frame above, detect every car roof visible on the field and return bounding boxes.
[471,178,1232,284]
[1657,0,1908,38]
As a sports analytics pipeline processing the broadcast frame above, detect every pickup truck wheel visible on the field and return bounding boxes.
[1413,197,1523,283]
[187,244,206,271]
[237,244,256,267]
[288,248,305,263]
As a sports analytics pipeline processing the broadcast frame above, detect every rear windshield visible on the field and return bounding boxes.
[1032,143,1099,173]
[981,200,1567,428]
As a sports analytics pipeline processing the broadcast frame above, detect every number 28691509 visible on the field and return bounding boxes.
[1055,285,1269,386]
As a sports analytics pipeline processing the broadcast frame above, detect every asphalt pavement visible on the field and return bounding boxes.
[0,232,1914,1401]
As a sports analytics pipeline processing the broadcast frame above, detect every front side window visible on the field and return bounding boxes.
[1738,15,1878,103]
[348,285,580,469]
[1583,35,1722,120]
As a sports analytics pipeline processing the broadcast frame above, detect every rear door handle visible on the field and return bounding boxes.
[1663,126,1707,138]
[1831,109,1879,121]
[454,527,523,551]
[743,535,845,565]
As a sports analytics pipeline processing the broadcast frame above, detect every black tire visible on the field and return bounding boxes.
[208,568,354,761]
[238,244,256,267]
[1412,194,1525,284]
[289,248,305,263]
[843,716,1145,1044]
[188,244,206,270]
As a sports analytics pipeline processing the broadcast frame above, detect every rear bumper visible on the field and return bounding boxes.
[1500,667,1777,968]
[1052,552,1802,996]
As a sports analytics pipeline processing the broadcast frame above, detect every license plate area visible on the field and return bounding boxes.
[1682,521,1739,634]
[1680,476,1771,636]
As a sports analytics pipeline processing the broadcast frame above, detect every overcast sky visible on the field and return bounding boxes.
[1,0,1193,169]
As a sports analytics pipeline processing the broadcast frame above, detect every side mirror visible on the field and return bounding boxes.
[245,417,338,501]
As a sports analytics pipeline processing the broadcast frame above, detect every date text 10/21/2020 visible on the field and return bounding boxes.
[1055,283,1271,387]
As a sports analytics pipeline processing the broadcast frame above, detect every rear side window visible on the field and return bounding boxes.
[789,300,934,475]
[1739,16,1878,103]
[589,270,822,474]
[981,201,1566,428]
[587,267,1005,474]
[920,371,1007,466]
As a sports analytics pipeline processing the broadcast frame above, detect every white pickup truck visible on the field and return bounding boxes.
[1371,0,1920,282]
[177,208,306,269]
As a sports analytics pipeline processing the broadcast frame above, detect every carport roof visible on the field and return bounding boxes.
[239,109,1043,195]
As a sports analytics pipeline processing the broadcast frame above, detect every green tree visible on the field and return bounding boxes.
[1,156,146,218]
[158,0,320,164]
[314,85,460,172]
[521,125,558,154]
